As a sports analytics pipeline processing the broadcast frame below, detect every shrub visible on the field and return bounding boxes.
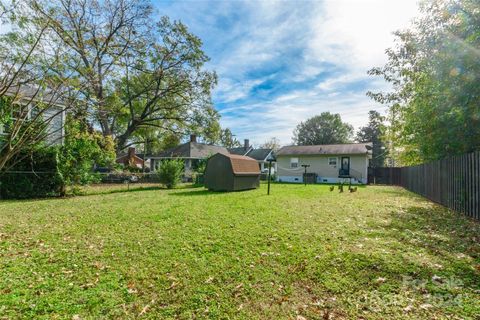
[158,159,184,189]
[0,147,65,199]
[59,118,116,188]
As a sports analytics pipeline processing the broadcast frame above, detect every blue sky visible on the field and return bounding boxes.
[155,0,419,146]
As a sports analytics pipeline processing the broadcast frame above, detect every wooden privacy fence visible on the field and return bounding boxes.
[369,151,480,220]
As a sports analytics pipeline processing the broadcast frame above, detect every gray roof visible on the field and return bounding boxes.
[245,148,273,161]
[228,146,251,155]
[150,142,229,159]
[5,85,70,106]
[276,143,372,156]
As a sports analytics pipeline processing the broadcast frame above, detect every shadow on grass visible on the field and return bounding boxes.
[266,181,369,188]
[318,201,480,305]
[83,185,165,196]
[380,203,480,287]
[370,186,420,198]
[170,189,224,197]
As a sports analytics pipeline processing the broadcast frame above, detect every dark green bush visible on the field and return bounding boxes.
[0,148,65,199]
[158,159,184,189]
[59,118,116,187]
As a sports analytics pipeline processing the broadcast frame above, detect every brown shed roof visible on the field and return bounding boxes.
[276,143,372,156]
[227,154,260,175]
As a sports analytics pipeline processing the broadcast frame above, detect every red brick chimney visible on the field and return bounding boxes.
[190,134,197,143]
[128,147,136,158]
[126,147,136,166]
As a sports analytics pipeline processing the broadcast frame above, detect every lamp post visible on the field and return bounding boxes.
[266,154,276,195]
[301,164,310,186]
[267,160,272,195]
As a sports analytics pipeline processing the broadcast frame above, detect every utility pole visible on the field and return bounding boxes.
[301,164,310,186]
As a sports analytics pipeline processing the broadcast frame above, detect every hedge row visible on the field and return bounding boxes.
[0,148,65,199]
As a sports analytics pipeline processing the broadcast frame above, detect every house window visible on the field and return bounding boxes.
[290,157,299,168]
[328,157,337,166]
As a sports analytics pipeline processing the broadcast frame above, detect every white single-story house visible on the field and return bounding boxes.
[275,143,372,184]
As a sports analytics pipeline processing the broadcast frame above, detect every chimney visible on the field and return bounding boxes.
[244,139,250,151]
[127,147,136,166]
[128,147,136,158]
[190,134,197,143]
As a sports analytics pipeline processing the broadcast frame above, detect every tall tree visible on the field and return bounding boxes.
[368,0,480,165]
[23,0,218,152]
[112,17,217,151]
[293,112,353,145]
[0,2,78,171]
[30,0,153,137]
[219,128,241,148]
[261,137,281,151]
[356,110,387,167]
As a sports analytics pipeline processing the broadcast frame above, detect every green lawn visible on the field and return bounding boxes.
[0,184,479,319]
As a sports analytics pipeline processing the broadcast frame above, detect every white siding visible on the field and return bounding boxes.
[43,107,65,145]
[277,154,369,184]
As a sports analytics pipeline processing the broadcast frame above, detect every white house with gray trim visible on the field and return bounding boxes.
[275,143,372,184]
[0,86,66,146]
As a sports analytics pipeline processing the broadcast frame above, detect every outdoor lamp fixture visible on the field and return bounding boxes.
[301,164,310,186]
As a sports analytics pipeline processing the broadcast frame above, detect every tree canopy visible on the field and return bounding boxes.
[0,1,79,171]
[293,112,353,145]
[356,110,387,167]
[219,128,241,148]
[368,0,480,165]
[260,137,281,151]
[2,0,218,153]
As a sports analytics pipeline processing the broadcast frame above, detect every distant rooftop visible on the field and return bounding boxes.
[149,141,229,159]
[245,148,273,161]
[276,143,372,156]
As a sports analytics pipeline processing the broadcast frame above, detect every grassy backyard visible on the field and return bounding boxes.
[0,184,479,319]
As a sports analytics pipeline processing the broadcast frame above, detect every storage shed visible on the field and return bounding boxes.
[204,153,260,191]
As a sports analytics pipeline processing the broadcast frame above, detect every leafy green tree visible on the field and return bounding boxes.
[28,0,153,137]
[368,0,480,165]
[0,2,78,172]
[59,118,116,187]
[113,17,217,152]
[219,128,241,148]
[158,159,184,189]
[356,110,387,167]
[293,112,353,145]
[9,1,218,153]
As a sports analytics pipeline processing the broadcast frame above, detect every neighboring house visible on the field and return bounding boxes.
[228,139,253,156]
[1,86,66,145]
[145,135,229,178]
[116,147,146,169]
[229,139,276,172]
[244,148,276,173]
[276,143,372,184]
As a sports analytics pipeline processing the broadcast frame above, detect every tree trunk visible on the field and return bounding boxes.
[115,123,137,153]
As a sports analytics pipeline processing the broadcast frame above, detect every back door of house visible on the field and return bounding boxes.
[341,157,350,175]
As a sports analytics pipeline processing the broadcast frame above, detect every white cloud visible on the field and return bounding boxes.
[220,87,389,146]
[307,0,419,71]
[157,0,420,146]
[233,0,419,145]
